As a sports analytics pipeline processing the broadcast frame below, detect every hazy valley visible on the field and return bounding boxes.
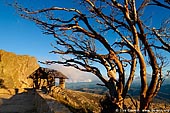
[65,81,170,103]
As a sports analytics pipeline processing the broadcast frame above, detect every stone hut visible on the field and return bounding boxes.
[29,67,68,89]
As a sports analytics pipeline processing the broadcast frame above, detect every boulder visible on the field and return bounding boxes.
[0,50,39,88]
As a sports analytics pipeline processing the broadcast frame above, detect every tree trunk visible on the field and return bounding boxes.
[106,80,123,111]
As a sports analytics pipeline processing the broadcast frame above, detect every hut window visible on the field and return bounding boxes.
[55,78,59,86]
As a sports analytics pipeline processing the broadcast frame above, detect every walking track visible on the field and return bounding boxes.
[0,89,37,113]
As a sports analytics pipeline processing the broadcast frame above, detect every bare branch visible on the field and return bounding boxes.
[151,0,170,9]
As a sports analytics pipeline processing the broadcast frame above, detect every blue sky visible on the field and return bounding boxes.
[0,0,81,60]
[0,0,170,83]
[0,0,168,61]
[0,0,98,82]
[0,0,57,61]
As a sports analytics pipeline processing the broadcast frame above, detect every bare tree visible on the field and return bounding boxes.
[13,0,170,112]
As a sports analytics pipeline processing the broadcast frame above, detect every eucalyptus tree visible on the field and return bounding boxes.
[14,0,170,112]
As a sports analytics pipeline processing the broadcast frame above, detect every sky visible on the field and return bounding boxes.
[0,0,54,60]
[0,0,99,82]
[0,0,170,83]
[0,0,83,60]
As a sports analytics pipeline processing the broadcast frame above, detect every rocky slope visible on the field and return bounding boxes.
[49,86,104,113]
[48,86,170,113]
[0,50,39,88]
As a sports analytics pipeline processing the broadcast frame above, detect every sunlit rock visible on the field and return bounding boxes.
[0,50,39,88]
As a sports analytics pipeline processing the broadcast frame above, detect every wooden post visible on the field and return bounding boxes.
[59,78,65,89]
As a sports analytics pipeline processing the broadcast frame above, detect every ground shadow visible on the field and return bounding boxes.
[0,88,37,113]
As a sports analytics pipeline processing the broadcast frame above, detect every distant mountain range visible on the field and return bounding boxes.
[65,80,170,102]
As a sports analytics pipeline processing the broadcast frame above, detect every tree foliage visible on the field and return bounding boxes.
[14,0,170,112]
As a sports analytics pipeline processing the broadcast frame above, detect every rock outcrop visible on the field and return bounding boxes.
[49,86,103,113]
[0,50,39,88]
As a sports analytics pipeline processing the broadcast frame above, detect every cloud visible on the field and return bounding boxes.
[47,64,99,83]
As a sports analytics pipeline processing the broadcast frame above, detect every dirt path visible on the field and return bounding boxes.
[0,90,37,113]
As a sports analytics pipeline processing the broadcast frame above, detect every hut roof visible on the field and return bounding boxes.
[29,67,68,79]
[41,67,68,79]
[43,67,68,79]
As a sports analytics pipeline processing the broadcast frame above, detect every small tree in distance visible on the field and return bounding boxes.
[14,0,170,112]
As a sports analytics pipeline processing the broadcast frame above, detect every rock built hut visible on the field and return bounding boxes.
[29,67,68,89]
